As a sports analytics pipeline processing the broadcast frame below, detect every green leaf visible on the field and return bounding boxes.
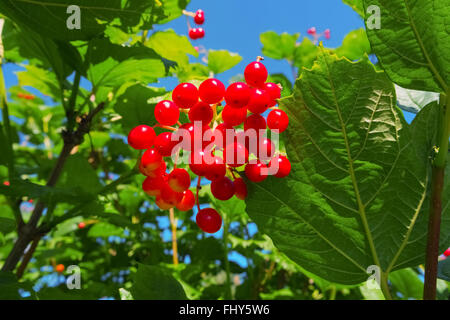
[114,84,166,131]
[363,0,449,92]
[0,272,35,300]
[0,0,162,40]
[260,31,299,61]
[335,29,371,61]
[342,0,365,17]
[389,268,423,300]
[147,29,198,67]
[208,50,243,75]
[245,49,433,285]
[87,222,124,238]
[437,258,450,282]
[17,65,60,98]
[293,37,319,70]
[87,39,168,90]
[130,264,187,300]
[119,288,134,300]
[57,155,102,194]
[395,85,440,114]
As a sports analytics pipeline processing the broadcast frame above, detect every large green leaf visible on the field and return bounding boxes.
[245,49,437,284]
[342,0,365,17]
[0,0,162,40]
[114,84,166,131]
[389,268,423,300]
[87,39,169,91]
[395,85,440,114]
[146,29,198,67]
[260,31,299,61]
[130,264,187,300]
[293,37,318,70]
[208,50,243,75]
[363,0,449,92]
[335,29,371,61]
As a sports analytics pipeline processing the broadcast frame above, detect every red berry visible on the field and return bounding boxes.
[156,196,175,210]
[213,123,235,148]
[127,125,156,150]
[223,142,249,167]
[78,222,86,229]
[244,61,268,87]
[197,28,205,38]
[269,155,291,178]
[154,132,177,157]
[199,78,225,104]
[224,82,251,108]
[176,122,211,152]
[205,156,227,181]
[142,175,166,196]
[168,168,191,192]
[176,190,195,211]
[264,82,281,106]
[257,138,275,161]
[3,181,10,186]
[245,161,268,182]
[247,88,270,114]
[189,28,205,39]
[189,149,210,176]
[196,208,222,233]
[222,105,247,127]
[161,184,184,206]
[55,264,65,273]
[244,114,266,133]
[267,109,289,133]
[140,148,163,172]
[234,178,248,200]
[443,248,450,257]
[211,176,235,201]
[155,100,180,126]
[188,101,213,124]
[172,83,198,108]
[194,9,205,25]
[142,160,166,178]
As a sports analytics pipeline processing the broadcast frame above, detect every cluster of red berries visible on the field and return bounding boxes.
[184,9,205,40]
[127,59,291,233]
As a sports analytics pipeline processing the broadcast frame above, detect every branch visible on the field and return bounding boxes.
[423,92,450,300]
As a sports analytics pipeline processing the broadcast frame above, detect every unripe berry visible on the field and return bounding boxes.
[172,83,198,108]
[155,100,180,126]
[176,190,195,211]
[127,125,156,150]
[199,78,225,104]
[196,208,222,233]
[140,148,163,172]
[244,61,268,87]
[168,168,191,192]
[156,196,175,210]
[211,176,235,201]
[142,175,166,196]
